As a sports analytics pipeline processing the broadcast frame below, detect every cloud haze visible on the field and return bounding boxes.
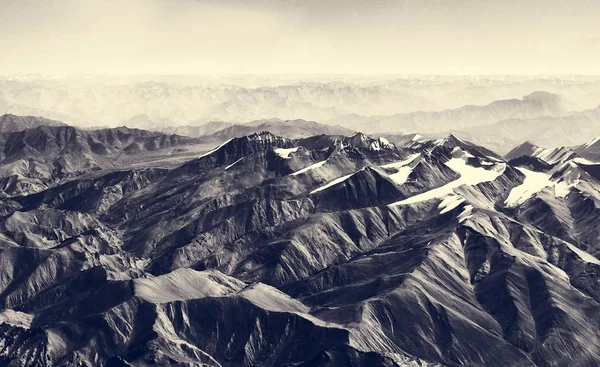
[0,0,599,75]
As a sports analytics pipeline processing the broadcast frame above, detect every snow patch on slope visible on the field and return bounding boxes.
[438,194,466,214]
[444,157,506,184]
[504,168,555,206]
[554,180,578,198]
[458,205,474,223]
[381,153,420,186]
[388,166,413,186]
[274,147,299,159]
[152,306,223,365]
[380,153,420,169]
[369,137,393,151]
[391,155,506,206]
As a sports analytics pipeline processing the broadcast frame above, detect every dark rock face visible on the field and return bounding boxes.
[1,119,600,366]
[508,156,553,172]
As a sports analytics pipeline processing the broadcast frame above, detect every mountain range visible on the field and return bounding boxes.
[3,75,600,154]
[0,115,357,197]
[1,115,600,365]
[2,75,600,129]
[159,119,355,139]
[138,92,600,154]
[327,91,574,133]
[451,104,600,153]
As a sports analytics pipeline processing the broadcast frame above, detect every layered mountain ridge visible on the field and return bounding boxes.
[4,74,600,155]
[327,91,573,134]
[1,117,600,366]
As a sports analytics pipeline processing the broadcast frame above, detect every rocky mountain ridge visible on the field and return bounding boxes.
[1,118,600,366]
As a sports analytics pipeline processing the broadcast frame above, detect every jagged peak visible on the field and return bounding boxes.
[435,132,465,147]
[197,131,294,159]
[247,130,278,139]
[505,140,540,160]
[337,132,397,152]
[348,131,369,142]
[369,137,395,151]
[235,130,293,146]
[378,136,390,144]
[225,131,294,150]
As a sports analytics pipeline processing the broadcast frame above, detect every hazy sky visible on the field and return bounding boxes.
[1,0,599,75]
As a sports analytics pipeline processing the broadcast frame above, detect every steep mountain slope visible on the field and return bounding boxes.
[1,128,600,366]
[505,141,579,164]
[575,136,600,161]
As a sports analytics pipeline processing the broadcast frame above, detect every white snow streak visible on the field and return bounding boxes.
[583,137,600,149]
[198,138,233,159]
[438,194,466,214]
[565,243,600,265]
[573,157,596,165]
[225,157,243,170]
[310,172,356,194]
[291,160,327,176]
[458,205,474,223]
[388,166,413,186]
[380,153,420,169]
[554,180,578,198]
